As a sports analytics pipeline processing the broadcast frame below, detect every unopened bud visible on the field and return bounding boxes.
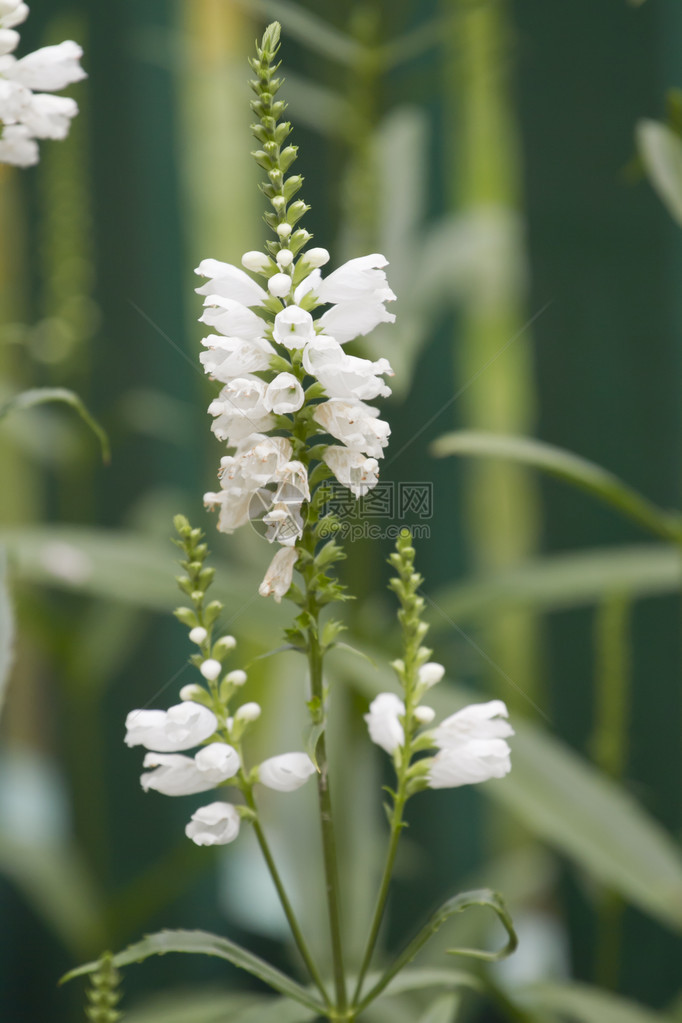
[304,247,330,268]
[276,248,293,268]
[189,626,208,645]
[414,705,436,725]
[180,683,205,702]
[418,662,444,689]
[268,272,292,297]
[200,659,221,682]
[235,702,261,723]
[276,222,292,239]
[214,634,236,654]
[242,250,271,273]
[226,670,247,687]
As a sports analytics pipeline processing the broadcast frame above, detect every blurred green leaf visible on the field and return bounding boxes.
[0,548,14,719]
[0,837,105,957]
[637,119,682,225]
[0,386,110,463]
[432,431,681,541]
[62,929,326,1013]
[417,993,463,1023]
[519,981,674,1023]
[358,889,515,1010]
[334,650,682,931]
[123,989,316,1023]
[233,0,361,65]
[381,967,482,998]
[429,544,682,625]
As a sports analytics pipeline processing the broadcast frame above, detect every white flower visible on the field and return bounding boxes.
[261,460,310,545]
[418,662,445,689]
[0,3,29,31]
[0,121,35,165]
[208,376,274,443]
[414,705,436,725]
[268,272,292,297]
[323,446,379,498]
[195,258,267,306]
[125,702,218,752]
[200,335,274,383]
[258,752,316,791]
[140,743,239,796]
[303,336,392,402]
[204,435,292,533]
[185,801,240,846]
[313,399,390,459]
[264,372,304,414]
[0,28,18,56]
[427,701,513,789]
[199,295,266,341]
[364,692,405,754]
[315,254,395,304]
[5,39,86,91]
[272,305,315,349]
[0,77,28,119]
[20,93,78,139]
[259,546,298,601]
[318,298,396,345]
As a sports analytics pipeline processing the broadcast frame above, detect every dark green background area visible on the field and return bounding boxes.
[1,1,681,1020]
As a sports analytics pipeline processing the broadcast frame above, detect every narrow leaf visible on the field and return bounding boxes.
[123,989,317,1023]
[520,980,674,1023]
[0,387,110,463]
[432,431,681,541]
[61,929,325,1014]
[380,967,482,998]
[637,119,682,226]
[417,993,463,1023]
[429,544,682,625]
[0,548,14,720]
[358,889,516,1011]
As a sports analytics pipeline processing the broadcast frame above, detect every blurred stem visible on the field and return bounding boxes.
[304,583,348,1015]
[243,786,332,1008]
[591,592,632,988]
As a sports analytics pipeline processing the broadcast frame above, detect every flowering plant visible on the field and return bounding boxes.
[64,23,516,1021]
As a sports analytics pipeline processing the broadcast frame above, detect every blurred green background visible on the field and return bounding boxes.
[1,0,682,1020]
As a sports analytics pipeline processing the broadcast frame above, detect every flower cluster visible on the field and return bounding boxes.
[0,2,86,167]
[366,689,513,789]
[365,531,513,796]
[124,518,316,846]
[198,27,395,602]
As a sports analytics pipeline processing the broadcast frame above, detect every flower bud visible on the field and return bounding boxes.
[200,659,222,682]
[226,670,247,687]
[276,222,292,239]
[414,705,436,725]
[214,634,236,653]
[305,247,330,268]
[418,662,445,689]
[241,250,271,273]
[235,702,261,723]
[179,683,205,702]
[276,248,294,268]
[268,272,292,297]
[189,626,208,645]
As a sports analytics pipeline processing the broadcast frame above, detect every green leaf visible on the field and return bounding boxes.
[123,989,317,1023]
[429,544,682,625]
[417,993,463,1023]
[0,548,14,720]
[380,967,482,998]
[637,119,682,226]
[61,930,325,1014]
[357,889,516,1011]
[0,386,110,463]
[519,981,675,1023]
[432,431,681,541]
[303,721,325,771]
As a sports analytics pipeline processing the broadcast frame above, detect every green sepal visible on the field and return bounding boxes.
[320,618,346,648]
[204,600,223,626]
[173,607,197,628]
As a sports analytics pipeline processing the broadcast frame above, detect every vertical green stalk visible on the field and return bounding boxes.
[591,593,632,988]
[445,0,542,702]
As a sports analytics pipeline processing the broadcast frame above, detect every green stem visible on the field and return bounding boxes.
[243,786,332,1010]
[307,613,348,1015]
[351,794,405,1005]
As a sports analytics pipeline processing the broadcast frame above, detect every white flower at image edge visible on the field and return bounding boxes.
[427,700,514,789]
[258,752,316,792]
[140,743,240,796]
[364,692,405,754]
[124,702,217,752]
[185,802,241,846]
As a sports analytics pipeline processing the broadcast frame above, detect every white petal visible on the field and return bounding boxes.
[258,546,299,601]
[364,692,405,754]
[7,40,86,91]
[124,702,217,752]
[195,259,267,305]
[318,298,396,344]
[258,752,316,792]
[272,305,315,349]
[185,801,240,845]
[21,93,78,139]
